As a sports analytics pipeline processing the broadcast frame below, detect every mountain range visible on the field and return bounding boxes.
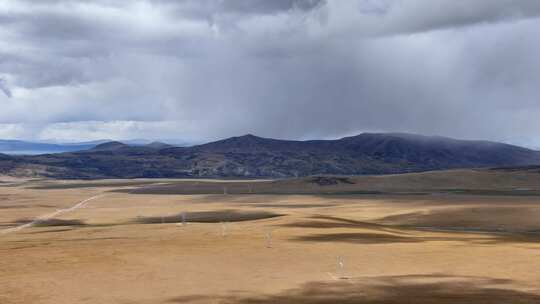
[0,139,109,155]
[1,133,539,179]
[0,139,176,155]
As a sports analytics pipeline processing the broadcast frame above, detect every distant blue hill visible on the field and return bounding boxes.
[0,140,107,155]
[0,139,184,155]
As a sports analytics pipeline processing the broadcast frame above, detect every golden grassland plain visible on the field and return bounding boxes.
[2,170,540,303]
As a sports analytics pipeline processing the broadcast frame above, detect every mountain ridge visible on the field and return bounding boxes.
[89,141,130,151]
[1,132,539,179]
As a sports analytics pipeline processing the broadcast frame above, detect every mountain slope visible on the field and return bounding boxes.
[338,133,539,168]
[172,133,540,177]
[0,153,15,173]
[146,142,173,149]
[88,141,130,151]
[2,133,540,179]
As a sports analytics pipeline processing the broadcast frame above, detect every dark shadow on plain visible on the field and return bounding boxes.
[14,218,86,227]
[109,180,385,195]
[377,207,540,236]
[0,204,54,209]
[284,215,540,245]
[166,274,540,304]
[293,232,421,244]
[309,176,355,186]
[29,181,162,190]
[134,210,284,224]
[290,232,540,245]
[250,204,331,209]
[24,228,75,234]
[282,215,410,235]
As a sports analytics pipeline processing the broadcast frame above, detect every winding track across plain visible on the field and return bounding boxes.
[0,194,105,235]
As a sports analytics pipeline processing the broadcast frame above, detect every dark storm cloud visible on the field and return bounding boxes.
[377,0,540,35]
[0,0,539,147]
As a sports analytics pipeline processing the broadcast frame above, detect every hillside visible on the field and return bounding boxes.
[1,133,540,179]
[105,168,540,195]
[87,141,130,151]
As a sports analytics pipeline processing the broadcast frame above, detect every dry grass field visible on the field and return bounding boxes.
[2,170,540,303]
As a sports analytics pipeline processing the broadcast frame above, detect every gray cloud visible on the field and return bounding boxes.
[218,0,326,14]
[0,79,12,98]
[0,0,539,147]
[149,0,326,15]
[377,0,540,35]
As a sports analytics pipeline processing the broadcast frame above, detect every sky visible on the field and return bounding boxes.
[0,0,540,147]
